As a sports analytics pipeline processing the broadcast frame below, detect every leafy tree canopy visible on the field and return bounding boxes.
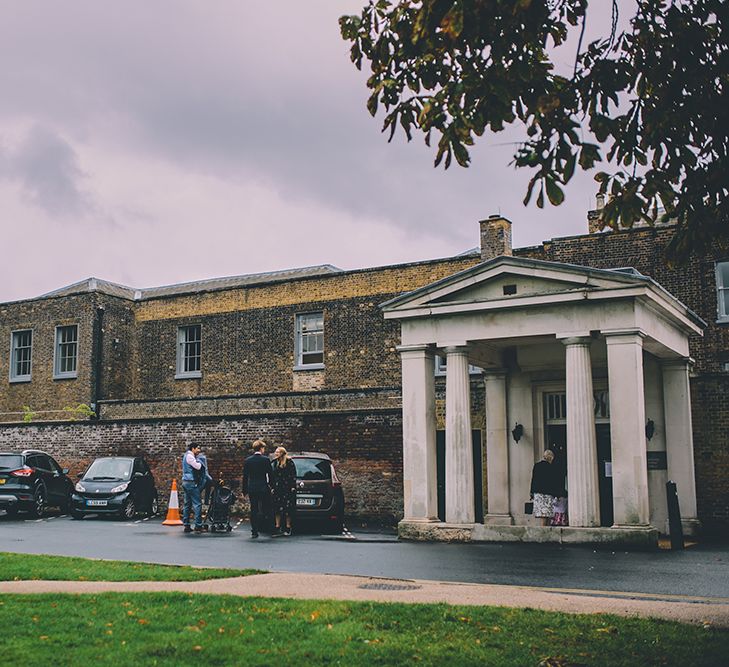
[340,0,728,260]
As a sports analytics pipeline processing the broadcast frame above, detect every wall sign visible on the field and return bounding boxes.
[647,451,668,471]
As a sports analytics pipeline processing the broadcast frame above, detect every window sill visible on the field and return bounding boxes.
[175,372,202,380]
[9,376,31,384]
[716,318,729,325]
[293,364,325,372]
[53,373,78,381]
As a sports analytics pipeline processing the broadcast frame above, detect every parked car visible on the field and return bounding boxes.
[0,450,74,518]
[71,456,158,520]
[288,452,344,533]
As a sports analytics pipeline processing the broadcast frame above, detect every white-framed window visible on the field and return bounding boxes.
[54,324,78,379]
[434,355,482,376]
[716,261,729,322]
[176,324,202,379]
[10,329,33,382]
[295,312,324,368]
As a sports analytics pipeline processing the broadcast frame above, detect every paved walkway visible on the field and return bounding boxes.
[2,573,728,627]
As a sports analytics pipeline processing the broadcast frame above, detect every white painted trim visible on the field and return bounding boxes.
[52,324,79,380]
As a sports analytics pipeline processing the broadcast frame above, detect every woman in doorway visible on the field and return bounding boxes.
[530,450,559,526]
[271,445,297,536]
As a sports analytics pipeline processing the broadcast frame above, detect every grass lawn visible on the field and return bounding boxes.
[0,593,727,666]
[0,552,261,581]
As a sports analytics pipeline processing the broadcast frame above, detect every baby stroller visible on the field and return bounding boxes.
[204,481,236,533]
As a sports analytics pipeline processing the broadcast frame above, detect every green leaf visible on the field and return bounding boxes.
[545,177,565,206]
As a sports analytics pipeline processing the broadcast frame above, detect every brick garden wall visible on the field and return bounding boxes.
[0,410,405,523]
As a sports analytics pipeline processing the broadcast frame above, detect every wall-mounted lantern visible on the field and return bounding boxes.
[511,422,524,443]
[645,419,655,441]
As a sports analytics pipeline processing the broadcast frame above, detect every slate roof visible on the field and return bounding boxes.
[35,264,343,302]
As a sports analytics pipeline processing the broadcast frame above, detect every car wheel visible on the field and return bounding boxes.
[121,497,136,520]
[148,495,159,517]
[3,506,19,519]
[30,486,46,518]
[71,510,84,520]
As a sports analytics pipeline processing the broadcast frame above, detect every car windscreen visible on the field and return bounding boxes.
[293,458,331,481]
[0,454,23,470]
[84,458,133,481]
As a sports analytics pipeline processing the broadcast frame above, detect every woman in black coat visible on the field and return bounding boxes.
[530,449,559,526]
[271,445,297,536]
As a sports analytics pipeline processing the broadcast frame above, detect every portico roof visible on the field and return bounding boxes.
[381,255,705,337]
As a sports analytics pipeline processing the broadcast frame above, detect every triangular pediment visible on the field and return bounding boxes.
[382,256,650,312]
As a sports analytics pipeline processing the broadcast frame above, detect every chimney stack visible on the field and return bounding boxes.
[588,193,606,234]
[480,215,513,261]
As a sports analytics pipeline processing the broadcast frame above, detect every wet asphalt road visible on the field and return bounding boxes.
[1,511,728,600]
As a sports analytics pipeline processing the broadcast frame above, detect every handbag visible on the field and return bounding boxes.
[524,501,533,515]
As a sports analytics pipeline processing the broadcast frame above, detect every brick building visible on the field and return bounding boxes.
[0,210,727,535]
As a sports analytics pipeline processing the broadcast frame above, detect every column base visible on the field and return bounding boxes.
[681,518,701,537]
[398,520,474,543]
[485,513,514,526]
[399,521,658,548]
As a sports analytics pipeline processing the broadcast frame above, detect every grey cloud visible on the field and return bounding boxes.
[3,125,90,217]
[0,1,601,249]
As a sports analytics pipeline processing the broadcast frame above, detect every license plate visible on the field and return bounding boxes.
[87,499,108,507]
[297,498,317,506]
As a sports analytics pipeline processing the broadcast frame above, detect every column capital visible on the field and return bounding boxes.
[603,328,646,345]
[660,356,694,370]
[397,344,435,358]
[483,368,508,381]
[558,335,592,347]
[443,344,470,356]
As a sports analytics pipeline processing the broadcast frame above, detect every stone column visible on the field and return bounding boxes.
[562,337,601,527]
[662,358,700,535]
[606,331,650,526]
[484,370,512,525]
[398,345,438,522]
[445,345,475,524]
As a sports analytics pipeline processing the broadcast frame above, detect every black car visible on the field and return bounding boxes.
[71,456,158,520]
[289,452,344,533]
[0,450,74,518]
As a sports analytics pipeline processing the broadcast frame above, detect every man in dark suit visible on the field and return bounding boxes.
[242,439,273,538]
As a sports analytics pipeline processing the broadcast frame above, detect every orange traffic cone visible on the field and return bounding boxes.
[162,478,184,526]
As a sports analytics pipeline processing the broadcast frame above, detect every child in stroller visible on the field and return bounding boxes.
[204,479,236,533]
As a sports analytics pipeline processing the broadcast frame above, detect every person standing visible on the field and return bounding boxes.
[530,449,559,527]
[242,440,273,538]
[182,443,204,533]
[197,450,214,508]
[271,445,297,537]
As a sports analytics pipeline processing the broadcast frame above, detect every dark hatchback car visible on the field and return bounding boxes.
[288,452,344,533]
[71,456,158,520]
[0,450,73,518]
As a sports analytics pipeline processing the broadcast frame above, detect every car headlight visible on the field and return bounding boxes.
[110,482,129,493]
[75,482,86,492]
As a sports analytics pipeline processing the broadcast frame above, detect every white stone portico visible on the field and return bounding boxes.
[383,257,704,547]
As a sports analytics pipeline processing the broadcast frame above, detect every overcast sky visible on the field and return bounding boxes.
[0,1,607,303]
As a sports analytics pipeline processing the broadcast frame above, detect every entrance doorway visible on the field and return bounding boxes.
[544,391,613,527]
[436,430,483,523]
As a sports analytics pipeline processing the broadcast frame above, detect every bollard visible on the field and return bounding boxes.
[666,480,684,550]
